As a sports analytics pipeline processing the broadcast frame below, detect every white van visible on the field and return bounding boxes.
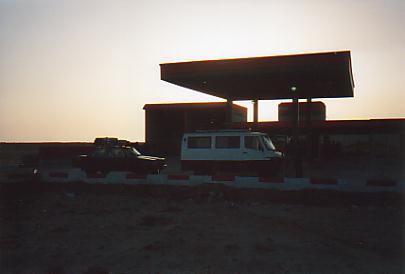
[181,130,283,175]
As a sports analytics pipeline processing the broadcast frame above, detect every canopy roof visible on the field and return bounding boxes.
[160,51,354,100]
[143,102,246,112]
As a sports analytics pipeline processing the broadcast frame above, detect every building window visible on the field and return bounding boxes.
[215,136,240,148]
[187,137,211,149]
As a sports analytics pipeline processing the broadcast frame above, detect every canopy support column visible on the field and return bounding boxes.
[306,98,312,125]
[292,95,299,145]
[253,99,259,130]
[292,88,303,178]
[226,99,233,128]
[306,98,313,161]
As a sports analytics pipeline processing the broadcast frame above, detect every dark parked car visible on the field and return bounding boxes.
[73,138,166,174]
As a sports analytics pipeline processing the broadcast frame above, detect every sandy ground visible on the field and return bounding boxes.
[0,181,404,274]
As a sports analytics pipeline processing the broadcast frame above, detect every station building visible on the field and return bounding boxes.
[144,101,404,159]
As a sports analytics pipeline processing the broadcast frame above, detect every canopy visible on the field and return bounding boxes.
[160,51,354,100]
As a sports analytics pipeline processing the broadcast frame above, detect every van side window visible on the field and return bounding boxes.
[245,136,262,150]
[215,136,240,148]
[188,137,211,149]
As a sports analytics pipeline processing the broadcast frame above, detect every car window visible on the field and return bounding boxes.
[123,147,141,157]
[110,148,125,158]
[215,136,240,148]
[188,136,211,149]
[129,147,141,156]
[92,148,108,157]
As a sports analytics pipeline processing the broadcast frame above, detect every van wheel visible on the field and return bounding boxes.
[259,167,276,177]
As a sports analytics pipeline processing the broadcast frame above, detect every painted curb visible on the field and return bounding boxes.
[37,169,405,193]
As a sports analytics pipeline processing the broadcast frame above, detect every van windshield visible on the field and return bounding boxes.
[261,135,276,151]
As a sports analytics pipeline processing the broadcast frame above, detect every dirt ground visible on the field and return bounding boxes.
[0,181,404,274]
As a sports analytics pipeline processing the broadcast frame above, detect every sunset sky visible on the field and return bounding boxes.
[1,0,404,142]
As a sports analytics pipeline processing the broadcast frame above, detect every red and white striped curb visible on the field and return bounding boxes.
[35,168,405,193]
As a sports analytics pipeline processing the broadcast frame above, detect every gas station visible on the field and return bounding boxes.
[159,51,355,177]
[145,51,403,179]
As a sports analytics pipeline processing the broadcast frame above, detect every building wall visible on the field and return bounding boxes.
[234,119,405,160]
[144,102,404,159]
[144,103,247,156]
